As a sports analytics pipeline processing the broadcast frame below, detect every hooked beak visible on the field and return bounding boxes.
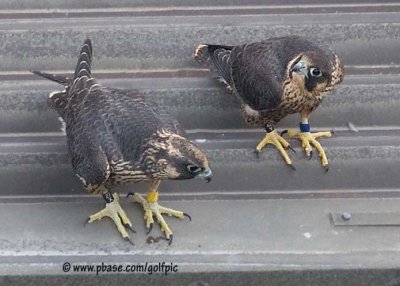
[197,167,213,183]
[291,60,309,79]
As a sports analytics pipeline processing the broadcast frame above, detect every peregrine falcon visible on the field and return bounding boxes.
[195,36,344,171]
[32,39,212,245]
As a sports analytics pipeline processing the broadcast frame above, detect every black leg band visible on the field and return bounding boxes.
[265,122,275,133]
[103,192,114,203]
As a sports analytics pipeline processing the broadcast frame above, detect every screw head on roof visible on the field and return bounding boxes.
[341,212,352,221]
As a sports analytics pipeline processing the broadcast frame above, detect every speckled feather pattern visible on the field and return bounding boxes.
[60,77,187,192]
[195,35,344,127]
[43,39,208,194]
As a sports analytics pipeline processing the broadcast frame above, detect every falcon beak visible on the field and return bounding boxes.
[197,168,213,183]
[291,60,309,78]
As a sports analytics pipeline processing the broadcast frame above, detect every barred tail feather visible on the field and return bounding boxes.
[74,38,93,79]
[194,43,234,88]
[194,44,211,67]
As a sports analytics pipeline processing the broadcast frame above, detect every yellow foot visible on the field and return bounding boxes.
[283,130,332,171]
[255,130,295,169]
[85,193,135,245]
[128,193,191,245]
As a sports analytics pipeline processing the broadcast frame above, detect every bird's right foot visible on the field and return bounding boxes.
[85,193,135,245]
[282,129,332,171]
[255,130,295,169]
[128,192,191,245]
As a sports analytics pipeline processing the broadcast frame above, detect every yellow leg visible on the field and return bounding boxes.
[285,130,332,170]
[256,130,294,167]
[86,193,135,245]
[129,180,190,244]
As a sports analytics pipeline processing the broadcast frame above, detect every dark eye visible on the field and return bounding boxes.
[187,165,202,173]
[310,68,322,77]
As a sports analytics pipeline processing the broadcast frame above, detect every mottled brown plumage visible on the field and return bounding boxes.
[33,39,212,244]
[195,35,344,169]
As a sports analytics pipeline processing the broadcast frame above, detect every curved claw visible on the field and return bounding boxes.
[126,192,134,198]
[84,218,90,227]
[168,234,173,246]
[287,145,296,153]
[280,130,288,137]
[307,150,313,160]
[331,130,336,137]
[125,224,136,233]
[183,213,192,222]
[288,164,296,171]
[124,236,135,246]
[147,223,153,235]
[323,165,329,173]
[253,149,261,158]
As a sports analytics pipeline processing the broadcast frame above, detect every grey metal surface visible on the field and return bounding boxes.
[1,1,399,10]
[3,271,400,286]
[2,198,400,274]
[331,212,400,226]
[1,74,400,132]
[1,131,400,196]
[0,13,399,71]
[1,1,400,284]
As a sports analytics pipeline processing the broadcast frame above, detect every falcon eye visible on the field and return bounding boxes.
[310,68,323,77]
[187,165,202,173]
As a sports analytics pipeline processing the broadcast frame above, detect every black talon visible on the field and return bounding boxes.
[254,149,260,158]
[280,130,288,136]
[323,165,329,173]
[331,130,336,136]
[308,150,313,160]
[147,223,153,235]
[168,234,173,246]
[126,192,134,198]
[84,218,90,227]
[183,213,192,221]
[288,164,296,171]
[287,145,296,153]
[124,236,135,246]
[125,224,136,233]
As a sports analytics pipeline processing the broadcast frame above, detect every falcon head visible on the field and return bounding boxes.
[145,130,212,182]
[289,51,343,94]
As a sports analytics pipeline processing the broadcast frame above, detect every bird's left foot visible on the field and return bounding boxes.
[282,130,332,171]
[128,193,191,245]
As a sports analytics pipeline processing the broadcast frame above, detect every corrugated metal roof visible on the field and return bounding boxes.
[1,1,400,284]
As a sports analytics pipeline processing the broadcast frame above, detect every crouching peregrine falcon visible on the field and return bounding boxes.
[195,36,344,171]
[33,39,212,245]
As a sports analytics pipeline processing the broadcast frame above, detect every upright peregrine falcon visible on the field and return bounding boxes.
[195,36,344,171]
[33,39,212,245]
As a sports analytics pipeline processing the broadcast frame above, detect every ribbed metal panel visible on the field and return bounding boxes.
[0,2,400,284]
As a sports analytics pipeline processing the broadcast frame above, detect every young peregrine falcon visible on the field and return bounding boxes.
[195,36,344,171]
[32,39,212,245]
